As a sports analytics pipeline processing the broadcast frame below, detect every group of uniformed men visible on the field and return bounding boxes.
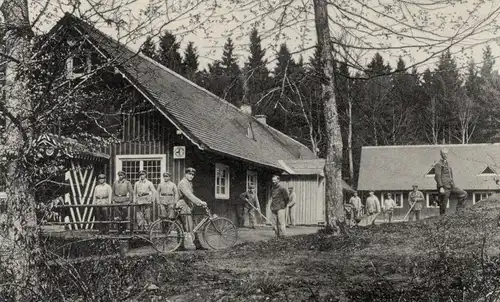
[92,167,206,234]
[347,148,468,225]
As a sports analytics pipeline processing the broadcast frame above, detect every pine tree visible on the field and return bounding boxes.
[140,36,157,60]
[434,50,462,143]
[220,37,243,106]
[158,31,182,74]
[480,45,496,81]
[243,28,269,110]
[182,41,199,81]
[362,53,392,145]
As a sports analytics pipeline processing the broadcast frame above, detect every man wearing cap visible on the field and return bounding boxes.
[92,174,112,234]
[349,191,363,218]
[133,170,157,230]
[409,185,424,221]
[157,172,178,219]
[177,167,207,233]
[365,190,381,225]
[434,148,467,215]
[112,171,133,234]
[239,185,260,229]
[270,175,289,237]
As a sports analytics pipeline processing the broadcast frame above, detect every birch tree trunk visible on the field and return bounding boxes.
[313,0,345,234]
[348,96,354,182]
[0,0,39,299]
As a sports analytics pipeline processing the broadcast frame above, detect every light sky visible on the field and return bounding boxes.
[20,0,500,75]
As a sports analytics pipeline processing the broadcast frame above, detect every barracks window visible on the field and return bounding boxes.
[215,163,230,199]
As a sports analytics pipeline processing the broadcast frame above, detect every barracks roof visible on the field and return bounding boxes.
[357,144,500,191]
[58,14,316,169]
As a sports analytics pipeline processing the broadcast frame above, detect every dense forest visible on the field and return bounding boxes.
[140,30,500,185]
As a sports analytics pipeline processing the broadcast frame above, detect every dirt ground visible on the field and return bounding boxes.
[237,225,321,242]
[42,196,500,301]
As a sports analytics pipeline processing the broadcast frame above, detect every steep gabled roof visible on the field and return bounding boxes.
[56,14,316,169]
[358,144,500,191]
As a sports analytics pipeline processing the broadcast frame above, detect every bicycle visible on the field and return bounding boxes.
[148,205,238,253]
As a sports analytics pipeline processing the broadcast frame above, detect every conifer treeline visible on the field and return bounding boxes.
[141,30,500,184]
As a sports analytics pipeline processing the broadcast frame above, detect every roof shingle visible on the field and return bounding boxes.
[64,15,316,169]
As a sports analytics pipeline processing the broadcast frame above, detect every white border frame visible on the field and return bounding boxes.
[115,154,166,179]
[426,192,449,208]
[215,163,230,199]
[472,191,493,204]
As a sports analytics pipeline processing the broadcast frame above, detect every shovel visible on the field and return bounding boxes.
[357,212,381,227]
[402,202,416,221]
[244,199,276,229]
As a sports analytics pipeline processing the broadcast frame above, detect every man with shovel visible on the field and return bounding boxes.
[239,185,260,229]
[408,184,424,221]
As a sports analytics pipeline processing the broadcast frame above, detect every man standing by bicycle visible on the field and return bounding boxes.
[177,167,207,233]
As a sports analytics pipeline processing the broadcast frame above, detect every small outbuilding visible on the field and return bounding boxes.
[263,159,355,225]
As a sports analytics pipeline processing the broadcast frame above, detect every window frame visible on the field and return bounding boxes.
[246,170,258,195]
[380,192,404,209]
[66,53,92,79]
[478,166,497,177]
[425,166,436,178]
[426,192,448,208]
[215,163,230,199]
[115,154,166,186]
[472,191,494,204]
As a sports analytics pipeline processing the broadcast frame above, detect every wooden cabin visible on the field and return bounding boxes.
[40,14,320,227]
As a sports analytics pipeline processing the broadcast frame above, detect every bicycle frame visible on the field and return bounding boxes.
[171,206,216,234]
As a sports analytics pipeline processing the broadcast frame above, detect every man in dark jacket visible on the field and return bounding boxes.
[434,148,467,215]
[270,175,289,238]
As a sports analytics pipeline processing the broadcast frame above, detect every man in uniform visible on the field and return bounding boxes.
[112,170,133,234]
[434,148,467,215]
[157,172,178,219]
[365,190,381,226]
[286,187,296,227]
[270,175,289,238]
[239,185,260,229]
[92,174,112,234]
[349,191,363,218]
[409,185,425,221]
[133,170,156,230]
[177,167,207,233]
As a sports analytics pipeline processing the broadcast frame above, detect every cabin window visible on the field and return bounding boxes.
[246,170,258,194]
[425,166,435,177]
[473,192,493,204]
[66,53,92,79]
[380,192,403,208]
[215,163,230,199]
[479,166,496,176]
[115,154,166,186]
[426,192,448,208]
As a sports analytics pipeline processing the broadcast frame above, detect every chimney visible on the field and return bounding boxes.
[255,115,267,125]
[240,104,252,115]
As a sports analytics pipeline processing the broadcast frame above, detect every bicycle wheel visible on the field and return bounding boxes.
[149,219,183,253]
[202,217,238,250]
